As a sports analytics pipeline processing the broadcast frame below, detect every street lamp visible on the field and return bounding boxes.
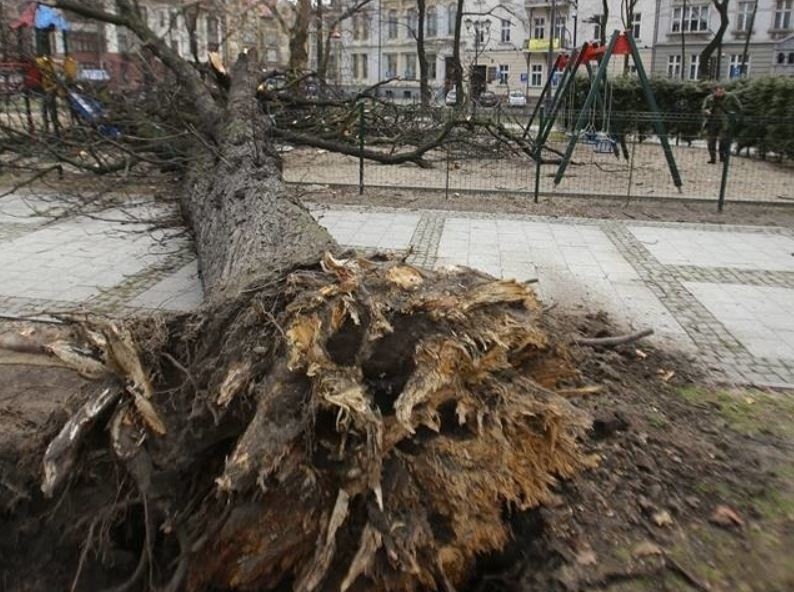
[464,17,490,104]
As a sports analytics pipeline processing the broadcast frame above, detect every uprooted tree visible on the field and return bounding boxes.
[1,2,593,590]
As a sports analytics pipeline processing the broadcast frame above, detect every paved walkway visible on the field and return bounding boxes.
[2,193,793,387]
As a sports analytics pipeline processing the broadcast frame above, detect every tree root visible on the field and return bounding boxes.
[9,254,593,591]
[574,328,654,348]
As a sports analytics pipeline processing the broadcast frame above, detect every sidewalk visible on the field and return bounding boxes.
[2,193,793,387]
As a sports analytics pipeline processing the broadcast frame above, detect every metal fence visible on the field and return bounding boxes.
[283,109,794,208]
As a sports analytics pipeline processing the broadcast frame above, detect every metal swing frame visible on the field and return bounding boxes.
[553,30,682,188]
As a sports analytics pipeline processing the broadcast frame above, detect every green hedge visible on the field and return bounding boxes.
[568,75,794,159]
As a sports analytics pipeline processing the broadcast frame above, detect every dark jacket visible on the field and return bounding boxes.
[702,92,742,136]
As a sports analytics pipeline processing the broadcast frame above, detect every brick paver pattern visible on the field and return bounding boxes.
[2,192,793,386]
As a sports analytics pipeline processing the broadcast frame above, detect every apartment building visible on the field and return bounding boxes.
[1,0,289,87]
[651,0,794,79]
[331,0,457,100]
[331,0,656,100]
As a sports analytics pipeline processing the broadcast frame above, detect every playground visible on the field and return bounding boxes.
[284,139,794,202]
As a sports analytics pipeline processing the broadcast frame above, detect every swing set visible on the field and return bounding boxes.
[528,30,683,190]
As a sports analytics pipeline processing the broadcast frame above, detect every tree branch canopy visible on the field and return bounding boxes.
[53,0,223,137]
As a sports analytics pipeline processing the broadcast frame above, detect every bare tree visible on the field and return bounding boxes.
[0,1,587,590]
[740,0,757,77]
[416,0,431,107]
[699,0,730,79]
[622,0,640,72]
[680,0,687,80]
[600,0,608,44]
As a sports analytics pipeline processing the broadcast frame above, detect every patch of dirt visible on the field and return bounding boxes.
[299,185,794,228]
[0,321,93,515]
[472,312,794,592]
[283,144,794,205]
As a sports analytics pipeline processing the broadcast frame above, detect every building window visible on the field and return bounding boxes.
[498,64,509,84]
[206,16,220,50]
[352,55,368,80]
[789,51,794,63]
[671,5,709,33]
[737,1,753,32]
[448,4,456,35]
[353,15,369,41]
[530,64,543,86]
[775,0,793,29]
[501,19,511,43]
[388,10,398,39]
[667,54,682,78]
[360,54,368,79]
[385,53,397,77]
[427,7,437,37]
[406,9,417,38]
[778,52,786,64]
[71,31,103,54]
[554,15,566,42]
[688,54,700,79]
[361,14,371,40]
[631,13,642,38]
[117,27,131,53]
[533,17,545,39]
[403,53,416,79]
[729,54,750,77]
[428,54,437,79]
[592,14,602,40]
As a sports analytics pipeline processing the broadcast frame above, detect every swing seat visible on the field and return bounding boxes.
[593,135,617,153]
[580,130,598,144]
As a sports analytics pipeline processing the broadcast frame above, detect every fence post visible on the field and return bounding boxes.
[717,114,734,212]
[444,142,451,199]
[534,107,544,204]
[626,134,637,199]
[358,102,365,195]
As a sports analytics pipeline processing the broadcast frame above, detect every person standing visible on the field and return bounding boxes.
[702,84,742,164]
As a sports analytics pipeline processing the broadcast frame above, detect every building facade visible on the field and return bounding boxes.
[1,0,290,87]
[651,0,794,80]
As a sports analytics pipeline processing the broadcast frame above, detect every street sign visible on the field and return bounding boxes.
[520,73,528,82]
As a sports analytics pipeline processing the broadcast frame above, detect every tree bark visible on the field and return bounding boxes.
[184,52,336,298]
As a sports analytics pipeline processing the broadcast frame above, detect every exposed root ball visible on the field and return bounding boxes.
[21,254,591,591]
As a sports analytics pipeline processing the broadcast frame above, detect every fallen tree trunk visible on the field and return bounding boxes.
[0,52,591,592]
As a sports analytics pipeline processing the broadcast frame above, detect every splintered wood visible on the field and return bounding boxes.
[38,254,590,591]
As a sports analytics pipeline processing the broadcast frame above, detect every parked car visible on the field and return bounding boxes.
[476,90,499,107]
[445,88,457,106]
[508,90,527,108]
